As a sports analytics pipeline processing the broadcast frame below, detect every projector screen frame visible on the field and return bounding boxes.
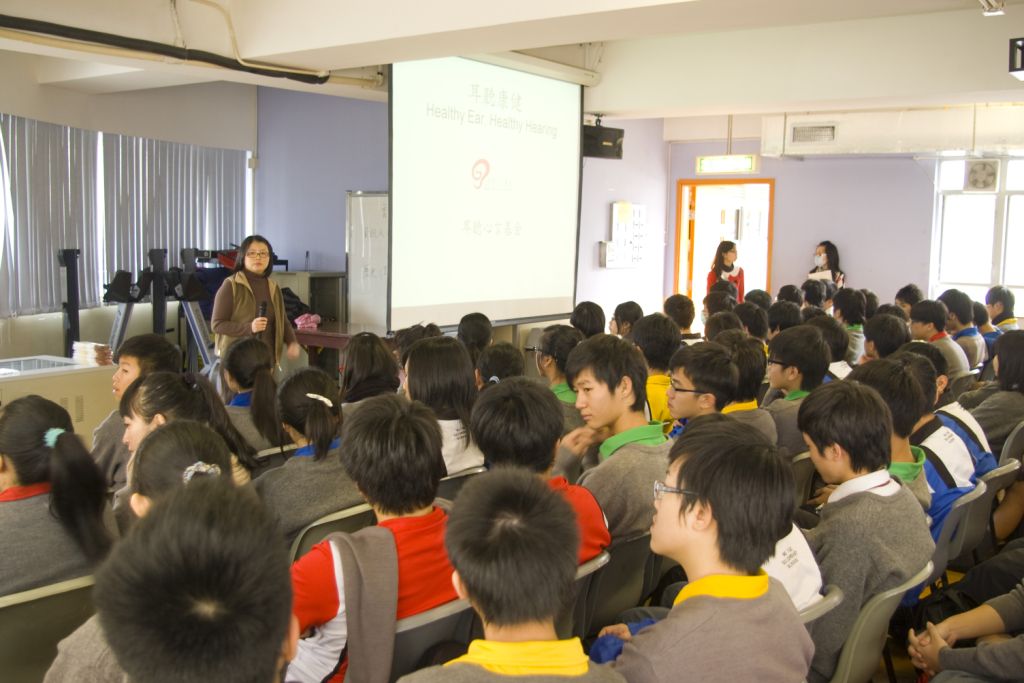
[386,59,584,333]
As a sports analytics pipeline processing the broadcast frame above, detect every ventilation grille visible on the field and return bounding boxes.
[792,125,836,143]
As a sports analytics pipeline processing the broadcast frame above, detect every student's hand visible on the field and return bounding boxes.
[907,622,950,674]
[808,485,837,507]
[251,316,269,333]
[286,342,301,360]
[598,623,632,641]
[562,426,602,457]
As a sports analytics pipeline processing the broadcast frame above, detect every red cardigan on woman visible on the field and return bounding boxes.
[707,268,745,302]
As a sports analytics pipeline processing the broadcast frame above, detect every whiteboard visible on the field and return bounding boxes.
[346,192,389,329]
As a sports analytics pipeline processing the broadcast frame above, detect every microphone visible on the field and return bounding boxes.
[257,302,267,318]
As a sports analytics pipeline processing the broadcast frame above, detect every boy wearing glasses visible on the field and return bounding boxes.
[664,342,737,437]
[605,418,814,682]
[763,325,830,458]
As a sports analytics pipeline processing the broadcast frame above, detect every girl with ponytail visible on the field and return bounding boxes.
[252,368,362,543]
[222,337,285,451]
[0,395,112,595]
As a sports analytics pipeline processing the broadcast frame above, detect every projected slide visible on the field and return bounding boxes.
[391,56,581,329]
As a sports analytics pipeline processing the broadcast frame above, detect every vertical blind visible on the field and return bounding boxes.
[0,112,248,318]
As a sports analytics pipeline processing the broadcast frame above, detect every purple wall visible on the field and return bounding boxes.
[668,140,937,303]
[577,118,670,321]
[255,87,388,271]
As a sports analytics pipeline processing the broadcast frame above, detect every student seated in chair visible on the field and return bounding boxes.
[663,342,737,438]
[713,330,778,444]
[399,469,624,682]
[470,377,610,564]
[911,300,972,382]
[555,335,670,542]
[602,418,814,683]
[763,325,831,459]
[798,381,934,683]
[663,294,701,345]
[631,313,691,431]
[288,394,457,683]
[939,289,988,370]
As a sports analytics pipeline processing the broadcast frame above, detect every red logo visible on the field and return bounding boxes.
[471,159,490,189]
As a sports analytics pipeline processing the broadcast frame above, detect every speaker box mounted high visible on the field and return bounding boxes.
[583,124,624,159]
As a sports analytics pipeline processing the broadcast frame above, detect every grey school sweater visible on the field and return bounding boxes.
[969,390,1024,456]
[939,579,1024,679]
[226,404,277,453]
[91,408,130,491]
[576,441,671,542]
[44,615,122,683]
[611,578,813,683]
[251,447,363,544]
[401,663,624,682]
[726,407,778,444]
[803,485,934,683]
[764,395,808,459]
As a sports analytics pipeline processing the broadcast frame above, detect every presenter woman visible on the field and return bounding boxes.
[810,240,846,288]
[212,235,300,364]
[706,240,744,302]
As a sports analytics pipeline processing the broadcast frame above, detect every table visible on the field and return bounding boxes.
[294,322,389,369]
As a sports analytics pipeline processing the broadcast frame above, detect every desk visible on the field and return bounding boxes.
[294,322,388,371]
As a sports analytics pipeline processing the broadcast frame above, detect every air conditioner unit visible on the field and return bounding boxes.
[963,160,1000,192]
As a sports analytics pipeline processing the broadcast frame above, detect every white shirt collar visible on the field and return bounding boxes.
[829,469,900,504]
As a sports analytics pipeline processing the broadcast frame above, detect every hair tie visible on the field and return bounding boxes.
[306,393,334,408]
[182,462,221,484]
[488,376,501,385]
[43,428,65,448]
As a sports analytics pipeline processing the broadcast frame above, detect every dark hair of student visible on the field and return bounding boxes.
[709,280,739,299]
[115,333,181,374]
[710,240,737,277]
[865,314,912,358]
[476,342,525,388]
[973,300,991,327]
[394,323,444,365]
[95,478,291,683]
[805,315,850,364]
[340,394,445,515]
[133,421,234,498]
[861,289,879,319]
[445,467,578,626]
[704,311,743,341]
[715,330,767,402]
[222,337,284,446]
[833,288,867,325]
[668,417,793,574]
[985,286,1016,321]
[823,280,839,303]
[663,294,696,328]
[994,330,1024,393]
[121,372,257,469]
[570,301,605,338]
[744,289,772,311]
[704,291,736,315]
[631,313,681,372]
[895,283,924,308]
[565,334,648,412]
[800,279,826,308]
[612,301,644,335]
[732,302,769,340]
[812,241,843,282]
[458,312,493,364]
[768,300,802,333]
[876,303,910,322]
[768,325,830,390]
[891,348,940,412]
[277,368,341,461]
[233,234,275,276]
[801,306,827,323]
[797,381,892,473]
[668,342,738,411]
[937,290,966,327]
[776,284,804,306]
[470,377,563,473]
[910,300,948,331]
[848,360,926,438]
[405,336,477,443]
[340,332,400,403]
[538,324,584,377]
[0,396,112,564]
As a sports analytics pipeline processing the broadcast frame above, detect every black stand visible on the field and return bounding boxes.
[57,249,81,358]
[149,248,168,335]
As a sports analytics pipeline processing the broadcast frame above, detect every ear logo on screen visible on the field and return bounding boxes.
[471,159,490,189]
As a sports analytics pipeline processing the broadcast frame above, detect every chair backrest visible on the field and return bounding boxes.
[829,562,933,683]
[925,484,985,588]
[389,599,474,682]
[583,534,652,636]
[999,420,1024,467]
[949,370,979,400]
[979,459,1022,500]
[251,443,299,478]
[790,451,816,507]
[289,503,376,561]
[946,480,989,563]
[436,466,487,502]
[0,575,95,683]
[799,584,844,625]
[555,550,611,639]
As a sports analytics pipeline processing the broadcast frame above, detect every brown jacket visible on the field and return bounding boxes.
[212,271,289,362]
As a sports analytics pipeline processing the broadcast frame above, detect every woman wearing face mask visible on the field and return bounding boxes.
[706,240,744,302]
[810,240,846,288]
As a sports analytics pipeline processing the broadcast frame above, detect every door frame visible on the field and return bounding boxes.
[674,178,776,297]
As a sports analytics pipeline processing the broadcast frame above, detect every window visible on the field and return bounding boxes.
[932,158,1024,306]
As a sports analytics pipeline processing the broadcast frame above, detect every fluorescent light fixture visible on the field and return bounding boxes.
[980,0,1005,16]
[1013,38,1024,80]
[696,154,760,175]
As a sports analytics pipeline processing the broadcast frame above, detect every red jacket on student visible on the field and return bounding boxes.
[548,476,611,563]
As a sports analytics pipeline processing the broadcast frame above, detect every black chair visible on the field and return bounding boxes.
[389,599,475,682]
[436,466,487,502]
[556,550,611,639]
[583,534,652,636]
[289,504,376,561]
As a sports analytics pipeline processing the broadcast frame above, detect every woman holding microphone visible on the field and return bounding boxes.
[212,235,300,364]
